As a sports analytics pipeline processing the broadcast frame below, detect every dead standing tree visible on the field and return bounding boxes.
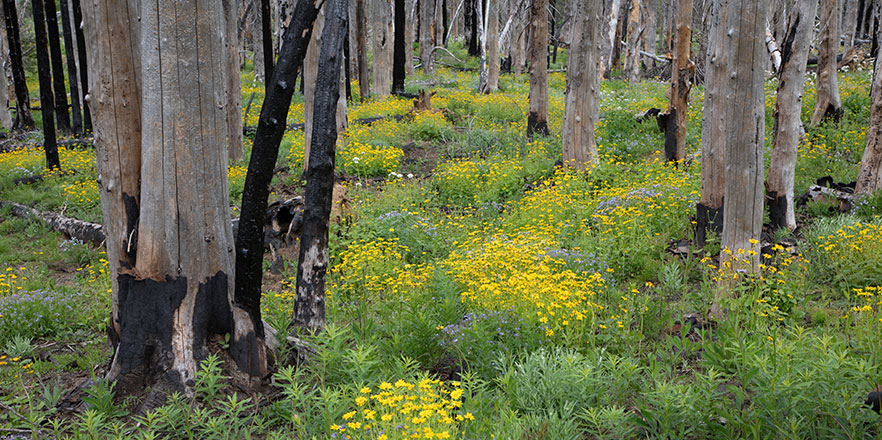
[855,33,882,195]
[43,0,71,134]
[3,0,34,131]
[526,0,548,137]
[561,0,601,168]
[293,0,349,331]
[663,0,693,163]
[811,0,843,125]
[32,0,59,169]
[768,0,818,231]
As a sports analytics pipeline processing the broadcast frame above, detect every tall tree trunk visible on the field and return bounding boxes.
[485,0,499,92]
[695,0,727,247]
[59,0,83,135]
[32,0,59,169]
[812,0,843,125]
[3,0,33,130]
[665,0,692,162]
[406,0,416,74]
[294,0,348,331]
[71,0,91,132]
[356,0,370,98]
[526,0,548,137]
[43,0,72,134]
[601,0,624,77]
[561,0,601,167]
[768,0,818,230]
[856,42,882,194]
[392,0,407,93]
[225,0,245,162]
[466,0,479,55]
[511,0,526,73]
[236,0,321,361]
[0,9,14,130]
[478,0,487,89]
[372,0,392,94]
[721,0,768,273]
[611,0,629,73]
[624,0,641,81]
[643,0,657,67]
[842,0,858,52]
[303,4,325,173]
[420,0,436,73]
[262,0,275,83]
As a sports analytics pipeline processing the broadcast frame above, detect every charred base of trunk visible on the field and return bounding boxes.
[526,111,549,138]
[695,202,723,248]
[820,103,844,124]
[660,109,678,162]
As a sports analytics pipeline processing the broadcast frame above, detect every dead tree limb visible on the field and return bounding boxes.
[0,199,105,245]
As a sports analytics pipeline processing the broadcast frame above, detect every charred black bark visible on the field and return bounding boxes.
[235,0,321,350]
[293,0,348,331]
[343,25,352,101]
[661,108,678,162]
[261,0,274,87]
[442,0,448,40]
[32,0,59,170]
[694,202,723,248]
[43,0,72,134]
[392,0,407,94]
[767,191,789,231]
[71,0,91,132]
[526,111,548,137]
[59,0,83,135]
[2,0,33,131]
[466,0,479,55]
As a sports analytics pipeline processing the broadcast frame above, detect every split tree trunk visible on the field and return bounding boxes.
[71,0,91,132]
[372,0,392,95]
[226,0,245,162]
[421,0,436,73]
[526,0,548,137]
[236,0,321,363]
[3,0,33,131]
[294,0,348,331]
[355,0,370,99]
[561,0,601,168]
[32,0,59,170]
[665,0,692,162]
[768,0,818,230]
[856,41,882,194]
[695,0,728,247]
[59,0,83,136]
[43,0,71,135]
[392,0,407,93]
[812,0,843,125]
[721,0,768,273]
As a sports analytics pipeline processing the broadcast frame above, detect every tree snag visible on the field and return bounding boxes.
[43,0,72,135]
[3,0,34,131]
[855,34,882,194]
[561,0,601,168]
[811,0,843,125]
[293,0,349,331]
[32,0,59,170]
[768,0,818,230]
[526,0,548,137]
[225,0,245,162]
[665,0,692,163]
[59,0,83,136]
[392,0,407,94]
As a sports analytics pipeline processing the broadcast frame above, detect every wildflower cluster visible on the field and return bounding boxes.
[0,289,80,344]
[331,378,473,440]
[330,238,431,302]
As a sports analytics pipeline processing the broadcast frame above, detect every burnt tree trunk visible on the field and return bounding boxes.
[32,0,59,169]
[43,0,72,134]
[812,0,843,125]
[3,0,34,131]
[59,0,83,135]
[856,37,882,194]
[624,0,641,81]
[72,0,92,132]
[392,0,407,93]
[262,0,275,85]
[561,0,601,167]
[526,0,548,137]
[293,0,348,331]
[466,0,479,55]
[665,0,692,162]
[355,0,370,99]
[695,0,727,247]
[768,0,818,230]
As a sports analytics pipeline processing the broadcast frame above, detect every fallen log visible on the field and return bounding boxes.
[0,200,105,245]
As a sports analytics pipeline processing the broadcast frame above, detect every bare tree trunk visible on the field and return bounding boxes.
[43,0,71,135]
[372,0,392,94]
[842,0,858,52]
[225,0,245,162]
[4,0,33,130]
[856,42,882,194]
[665,0,692,162]
[254,1,266,82]
[420,0,436,73]
[611,0,629,73]
[478,0,488,89]
[561,0,601,167]
[303,5,325,174]
[32,0,59,169]
[294,0,348,331]
[624,0,641,81]
[526,0,548,137]
[0,10,14,130]
[601,0,624,77]
[768,0,818,230]
[721,0,768,273]
[406,0,415,74]
[511,0,526,73]
[355,0,370,99]
[262,0,275,83]
[695,0,727,247]
[812,0,843,125]
[644,0,657,67]
[485,0,499,91]
[59,0,82,135]
[71,0,92,132]
[392,0,407,93]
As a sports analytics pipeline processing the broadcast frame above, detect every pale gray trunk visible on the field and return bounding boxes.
[511,1,526,73]
[561,0,601,167]
[254,2,266,82]
[225,0,244,162]
[811,0,843,125]
[856,44,882,194]
[769,0,819,230]
[526,0,548,136]
[721,0,768,272]
[304,6,326,173]
[420,0,436,73]
[624,0,641,81]
[668,0,692,161]
[643,0,657,66]
[406,0,416,74]
[486,0,499,91]
[601,0,624,75]
[372,0,392,95]
[842,0,857,51]
[355,0,370,99]
[478,0,488,90]
[0,10,14,130]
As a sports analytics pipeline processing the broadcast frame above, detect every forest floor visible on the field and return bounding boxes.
[2,45,882,439]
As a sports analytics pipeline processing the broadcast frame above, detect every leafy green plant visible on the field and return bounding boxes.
[194,353,227,402]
